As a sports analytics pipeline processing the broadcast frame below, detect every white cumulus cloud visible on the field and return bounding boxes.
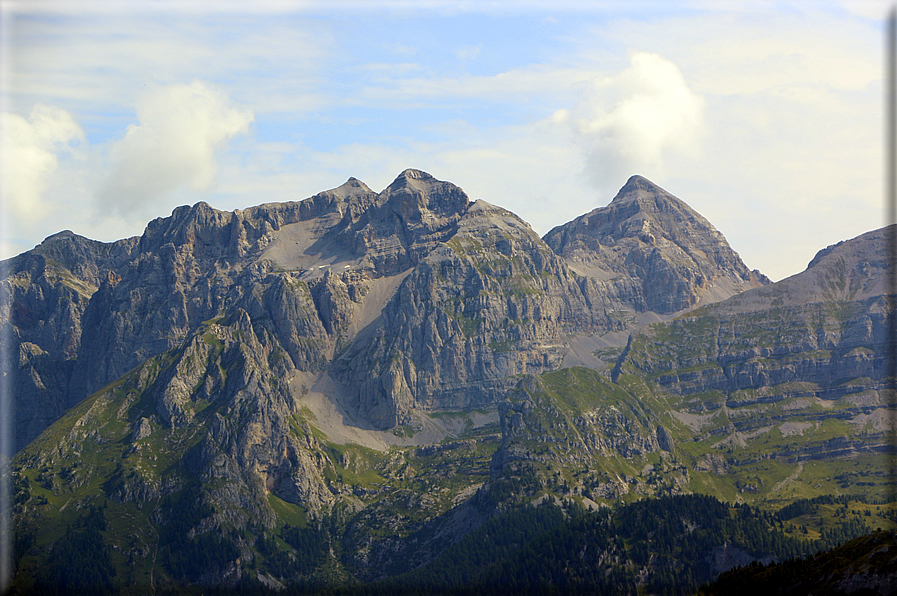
[1,105,84,222]
[98,80,254,217]
[556,52,705,195]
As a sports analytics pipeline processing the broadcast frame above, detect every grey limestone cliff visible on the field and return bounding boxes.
[544,175,769,314]
[332,199,608,428]
[2,231,137,453]
[4,170,769,451]
[617,225,895,462]
[7,170,894,593]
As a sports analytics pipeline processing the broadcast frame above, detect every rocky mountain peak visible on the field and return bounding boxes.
[544,175,768,314]
[717,224,893,314]
[385,168,435,197]
[140,200,234,252]
[614,174,661,199]
[6,167,895,595]
[803,225,891,286]
[314,169,473,275]
[607,175,715,229]
[334,176,374,197]
[465,199,529,222]
[382,168,471,220]
[39,229,78,244]
[6,170,771,453]
[17,229,137,289]
[388,167,436,187]
[326,177,376,201]
[166,201,222,228]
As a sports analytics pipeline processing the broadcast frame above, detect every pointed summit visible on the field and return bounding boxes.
[398,167,433,180]
[331,176,374,199]
[307,176,375,204]
[40,229,78,244]
[386,168,439,193]
[544,176,768,313]
[616,174,658,196]
[607,175,710,224]
[545,175,717,254]
[380,168,470,220]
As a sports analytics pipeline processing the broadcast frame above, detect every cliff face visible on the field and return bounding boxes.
[12,306,338,585]
[331,199,610,428]
[2,231,137,452]
[4,201,339,453]
[482,228,893,511]
[3,170,474,450]
[544,175,769,314]
[490,368,680,499]
[10,170,762,448]
[616,225,894,463]
[6,170,886,459]
[619,226,892,395]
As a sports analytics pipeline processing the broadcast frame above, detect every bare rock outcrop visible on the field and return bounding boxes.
[4,171,771,450]
[331,200,607,427]
[544,175,769,314]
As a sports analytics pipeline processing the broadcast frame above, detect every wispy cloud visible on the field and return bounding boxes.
[5,12,330,125]
[97,81,253,218]
[455,44,482,61]
[0,104,84,221]
[552,52,705,195]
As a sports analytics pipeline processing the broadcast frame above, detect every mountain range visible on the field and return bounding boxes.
[4,170,894,594]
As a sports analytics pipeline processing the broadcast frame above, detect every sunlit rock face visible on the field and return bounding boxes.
[4,170,768,449]
[615,225,894,462]
[544,174,769,315]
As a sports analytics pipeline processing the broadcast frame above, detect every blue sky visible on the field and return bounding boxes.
[0,0,889,281]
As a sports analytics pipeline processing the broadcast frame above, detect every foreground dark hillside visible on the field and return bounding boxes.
[10,494,891,596]
[378,494,836,596]
[699,530,897,596]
